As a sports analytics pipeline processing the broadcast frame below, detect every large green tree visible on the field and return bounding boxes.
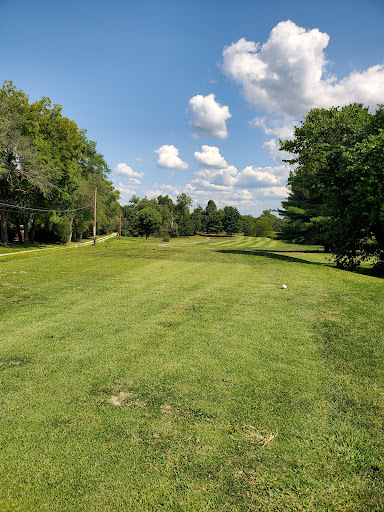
[0,82,120,244]
[329,127,384,271]
[280,103,384,272]
[0,82,58,243]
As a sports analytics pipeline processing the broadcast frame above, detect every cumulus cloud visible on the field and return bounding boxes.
[222,20,384,117]
[262,139,294,164]
[188,94,231,138]
[117,182,138,200]
[193,162,287,191]
[154,145,189,170]
[194,145,228,168]
[250,117,297,139]
[255,187,291,198]
[235,166,281,188]
[114,163,144,178]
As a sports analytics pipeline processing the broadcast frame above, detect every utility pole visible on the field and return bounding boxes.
[118,214,122,237]
[93,187,97,241]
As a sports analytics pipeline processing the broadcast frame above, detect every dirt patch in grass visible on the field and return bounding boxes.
[241,425,277,447]
[160,402,173,416]
[158,321,175,327]
[109,391,146,407]
[0,360,23,367]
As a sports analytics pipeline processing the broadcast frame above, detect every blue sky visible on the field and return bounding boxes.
[1,0,383,215]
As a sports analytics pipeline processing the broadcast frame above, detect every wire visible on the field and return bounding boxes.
[0,201,93,213]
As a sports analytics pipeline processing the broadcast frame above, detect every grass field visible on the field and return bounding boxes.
[1,235,383,511]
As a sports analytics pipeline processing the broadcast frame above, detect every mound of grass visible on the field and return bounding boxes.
[0,236,383,510]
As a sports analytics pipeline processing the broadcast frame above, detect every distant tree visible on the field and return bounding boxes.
[177,213,194,236]
[204,200,220,235]
[157,194,176,236]
[222,206,241,235]
[135,205,162,238]
[241,215,256,236]
[175,193,192,220]
[253,219,273,237]
[122,196,141,236]
[259,210,286,232]
[191,205,204,234]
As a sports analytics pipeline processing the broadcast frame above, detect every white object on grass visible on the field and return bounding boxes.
[281,284,287,289]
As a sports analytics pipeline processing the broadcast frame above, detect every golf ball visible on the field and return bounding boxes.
[281,284,287,289]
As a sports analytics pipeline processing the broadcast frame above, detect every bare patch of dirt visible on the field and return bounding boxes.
[109,391,146,408]
[0,360,22,367]
[158,321,174,328]
[241,425,277,447]
[160,402,173,416]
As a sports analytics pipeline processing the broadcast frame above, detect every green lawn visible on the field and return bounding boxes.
[1,236,383,511]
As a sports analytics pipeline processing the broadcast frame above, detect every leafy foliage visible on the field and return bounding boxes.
[222,206,241,236]
[0,82,121,244]
[279,103,384,272]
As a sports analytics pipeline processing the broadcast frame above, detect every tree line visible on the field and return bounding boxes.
[0,82,121,244]
[122,194,285,239]
[279,103,384,273]
[0,81,285,245]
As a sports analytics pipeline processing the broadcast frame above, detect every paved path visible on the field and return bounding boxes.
[0,233,117,258]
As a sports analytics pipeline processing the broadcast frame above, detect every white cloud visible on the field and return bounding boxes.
[117,182,138,199]
[193,163,286,190]
[262,139,294,164]
[114,163,144,178]
[222,20,384,117]
[255,187,291,198]
[154,145,189,170]
[135,157,143,162]
[250,117,297,139]
[191,178,231,192]
[235,166,281,188]
[194,145,228,168]
[187,94,231,139]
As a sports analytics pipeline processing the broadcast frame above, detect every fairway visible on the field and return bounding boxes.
[1,236,383,511]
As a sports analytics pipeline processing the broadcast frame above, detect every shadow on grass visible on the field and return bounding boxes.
[216,248,332,267]
[217,249,383,278]
[355,266,384,279]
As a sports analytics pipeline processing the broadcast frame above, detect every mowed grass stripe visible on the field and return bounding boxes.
[209,236,268,248]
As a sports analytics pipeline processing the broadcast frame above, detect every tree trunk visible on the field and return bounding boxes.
[29,215,36,243]
[0,207,9,244]
[16,218,23,242]
[23,214,31,244]
[68,214,75,243]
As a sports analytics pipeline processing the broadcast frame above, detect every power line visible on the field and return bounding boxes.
[0,201,93,214]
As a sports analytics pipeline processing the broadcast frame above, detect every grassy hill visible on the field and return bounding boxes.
[1,236,383,511]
